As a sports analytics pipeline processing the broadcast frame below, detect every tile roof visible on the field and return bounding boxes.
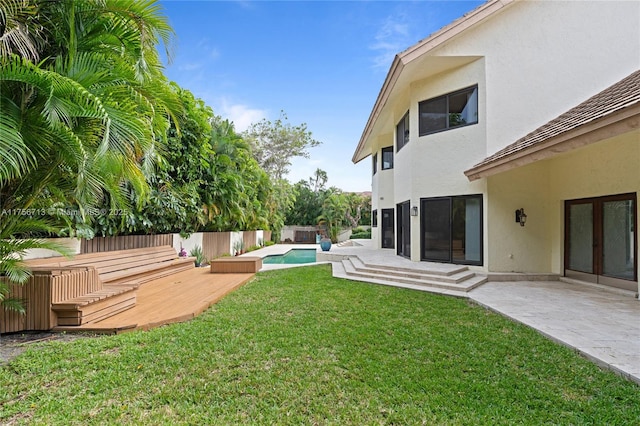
[470,69,640,169]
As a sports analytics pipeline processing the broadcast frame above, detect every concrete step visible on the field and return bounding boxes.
[340,258,486,293]
[349,257,475,284]
[358,258,469,277]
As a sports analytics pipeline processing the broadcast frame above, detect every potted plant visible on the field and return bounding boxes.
[320,236,332,251]
[189,245,207,267]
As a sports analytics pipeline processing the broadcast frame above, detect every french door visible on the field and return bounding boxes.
[565,193,637,291]
[396,202,411,258]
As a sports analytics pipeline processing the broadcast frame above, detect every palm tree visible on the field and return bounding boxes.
[0,0,180,217]
[0,0,178,318]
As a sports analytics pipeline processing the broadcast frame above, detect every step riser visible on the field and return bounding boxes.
[345,269,474,292]
[359,261,468,277]
[351,265,473,284]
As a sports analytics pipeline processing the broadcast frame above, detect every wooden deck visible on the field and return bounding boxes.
[53,268,254,334]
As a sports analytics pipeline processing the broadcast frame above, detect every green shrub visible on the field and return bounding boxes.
[350,229,371,239]
[265,241,276,246]
[246,245,261,252]
[189,245,208,266]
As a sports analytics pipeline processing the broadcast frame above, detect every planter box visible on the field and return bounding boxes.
[210,257,262,273]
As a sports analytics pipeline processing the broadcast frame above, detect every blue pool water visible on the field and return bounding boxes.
[263,249,317,264]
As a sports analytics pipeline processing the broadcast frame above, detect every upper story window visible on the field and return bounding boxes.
[396,111,410,152]
[381,146,394,170]
[418,85,478,136]
[372,152,378,175]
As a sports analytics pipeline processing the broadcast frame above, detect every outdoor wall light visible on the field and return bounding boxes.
[515,208,527,226]
[411,206,419,216]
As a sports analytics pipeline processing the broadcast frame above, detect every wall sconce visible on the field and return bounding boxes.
[515,208,527,226]
[411,206,419,216]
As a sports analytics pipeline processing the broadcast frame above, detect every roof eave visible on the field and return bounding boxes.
[352,0,514,164]
[464,104,640,181]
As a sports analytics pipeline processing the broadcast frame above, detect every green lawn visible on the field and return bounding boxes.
[1,265,638,425]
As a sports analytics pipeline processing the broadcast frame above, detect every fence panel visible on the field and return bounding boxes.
[81,234,173,253]
[202,232,232,260]
[243,231,257,249]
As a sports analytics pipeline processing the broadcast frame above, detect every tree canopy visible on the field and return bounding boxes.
[243,111,321,181]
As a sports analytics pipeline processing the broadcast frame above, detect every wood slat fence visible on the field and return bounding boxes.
[81,234,174,253]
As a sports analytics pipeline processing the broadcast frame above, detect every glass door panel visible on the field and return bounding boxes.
[452,197,482,263]
[396,202,411,258]
[422,199,451,262]
[602,200,635,280]
[568,203,594,273]
[381,209,395,249]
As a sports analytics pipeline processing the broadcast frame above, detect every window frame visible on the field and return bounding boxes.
[381,146,394,170]
[396,111,410,152]
[372,209,378,227]
[372,152,378,175]
[420,194,483,266]
[418,85,478,137]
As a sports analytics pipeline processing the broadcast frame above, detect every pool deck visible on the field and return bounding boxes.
[245,241,640,384]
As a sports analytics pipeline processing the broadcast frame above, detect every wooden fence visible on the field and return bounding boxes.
[81,234,173,253]
[202,232,232,260]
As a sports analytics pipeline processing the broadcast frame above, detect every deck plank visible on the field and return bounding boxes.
[53,268,254,334]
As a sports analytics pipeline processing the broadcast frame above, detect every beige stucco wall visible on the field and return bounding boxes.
[371,144,396,249]
[401,60,488,260]
[433,0,640,157]
[363,0,639,270]
[486,131,639,279]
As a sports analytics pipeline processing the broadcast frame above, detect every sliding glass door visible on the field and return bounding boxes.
[421,195,482,265]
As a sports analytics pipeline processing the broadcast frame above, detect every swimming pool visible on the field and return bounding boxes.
[263,248,317,264]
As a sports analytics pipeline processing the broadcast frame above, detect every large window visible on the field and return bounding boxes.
[419,85,478,136]
[382,146,394,170]
[421,194,483,265]
[396,111,410,152]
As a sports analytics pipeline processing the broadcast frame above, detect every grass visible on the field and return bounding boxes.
[1,264,638,424]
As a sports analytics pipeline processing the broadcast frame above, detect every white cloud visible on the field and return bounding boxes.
[369,14,412,69]
[178,62,202,71]
[219,101,267,132]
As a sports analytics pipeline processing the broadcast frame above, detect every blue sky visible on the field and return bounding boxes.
[160,0,485,192]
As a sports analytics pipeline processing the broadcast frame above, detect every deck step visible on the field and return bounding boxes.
[338,257,486,294]
[53,286,137,326]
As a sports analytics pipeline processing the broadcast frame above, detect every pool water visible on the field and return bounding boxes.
[263,249,317,264]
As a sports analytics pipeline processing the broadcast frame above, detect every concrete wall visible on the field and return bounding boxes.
[172,233,203,257]
[23,238,82,260]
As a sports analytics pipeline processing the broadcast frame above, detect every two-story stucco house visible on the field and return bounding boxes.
[353,0,640,293]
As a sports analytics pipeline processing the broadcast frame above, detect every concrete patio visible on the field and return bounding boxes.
[246,241,640,384]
